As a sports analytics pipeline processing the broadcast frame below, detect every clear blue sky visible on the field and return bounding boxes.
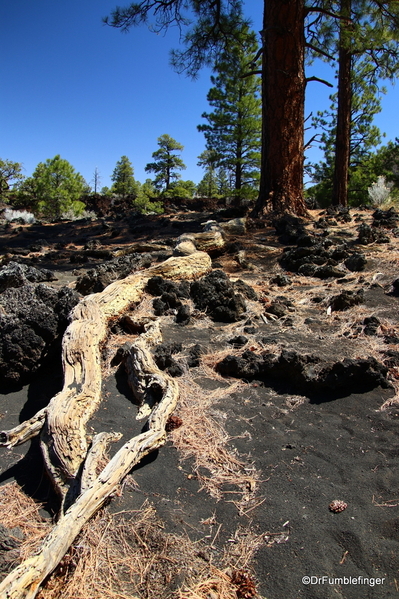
[1,1,399,190]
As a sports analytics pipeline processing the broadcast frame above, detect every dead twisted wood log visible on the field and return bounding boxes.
[0,251,211,599]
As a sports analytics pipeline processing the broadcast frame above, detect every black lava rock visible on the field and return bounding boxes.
[228,335,248,347]
[190,270,246,323]
[363,316,380,336]
[233,279,258,301]
[313,264,346,279]
[217,350,265,380]
[271,274,291,287]
[372,207,399,229]
[345,253,367,272]
[357,223,390,245]
[146,276,191,299]
[273,215,306,244]
[330,289,364,311]
[265,302,288,318]
[0,262,57,293]
[75,253,152,295]
[187,344,204,368]
[0,282,79,386]
[175,304,191,325]
[216,349,389,397]
[153,342,184,377]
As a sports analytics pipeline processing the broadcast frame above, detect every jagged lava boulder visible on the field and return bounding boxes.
[0,265,79,386]
[216,349,390,398]
[190,270,246,322]
[75,253,152,295]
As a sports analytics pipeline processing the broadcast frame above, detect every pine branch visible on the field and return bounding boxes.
[306,42,335,61]
[306,76,334,88]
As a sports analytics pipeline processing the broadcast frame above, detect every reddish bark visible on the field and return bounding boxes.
[253,0,308,216]
[332,0,352,207]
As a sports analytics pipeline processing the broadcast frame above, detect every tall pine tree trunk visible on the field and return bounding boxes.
[332,0,352,207]
[253,0,307,216]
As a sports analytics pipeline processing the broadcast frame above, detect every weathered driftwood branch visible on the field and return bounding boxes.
[0,251,211,599]
[0,341,180,599]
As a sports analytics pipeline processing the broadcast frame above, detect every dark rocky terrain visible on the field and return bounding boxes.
[0,202,399,598]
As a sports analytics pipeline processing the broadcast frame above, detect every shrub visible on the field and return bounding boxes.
[3,208,36,224]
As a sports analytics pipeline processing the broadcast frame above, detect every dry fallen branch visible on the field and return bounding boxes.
[0,484,263,599]
[0,252,211,599]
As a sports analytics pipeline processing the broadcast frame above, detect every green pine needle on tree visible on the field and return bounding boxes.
[197,26,261,201]
[16,155,88,219]
[145,134,186,192]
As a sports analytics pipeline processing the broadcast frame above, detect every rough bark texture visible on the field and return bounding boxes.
[0,251,211,599]
[332,0,352,207]
[254,0,307,216]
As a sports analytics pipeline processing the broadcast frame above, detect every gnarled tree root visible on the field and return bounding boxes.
[0,251,211,599]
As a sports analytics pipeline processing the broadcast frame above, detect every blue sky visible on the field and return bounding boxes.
[1,1,399,190]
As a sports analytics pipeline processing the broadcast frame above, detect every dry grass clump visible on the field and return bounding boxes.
[0,482,51,561]
[178,528,264,599]
[171,374,261,507]
[0,483,264,599]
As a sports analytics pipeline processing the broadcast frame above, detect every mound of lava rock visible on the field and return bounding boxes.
[75,253,153,295]
[147,270,256,324]
[216,349,390,399]
[276,218,367,278]
[0,262,79,386]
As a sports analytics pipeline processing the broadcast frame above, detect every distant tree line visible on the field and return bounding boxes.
[105,0,399,214]
[3,0,399,218]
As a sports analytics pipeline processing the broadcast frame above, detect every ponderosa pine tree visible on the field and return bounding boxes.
[105,0,398,215]
[197,150,219,197]
[145,134,186,191]
[17,155,87,218]
[111,155,139,199]
[307,0,399,206]
[0,158,24,200]
[334,0,399,206]
[197,27,261,197]
[105,0,310,216]
[308,56,385,205]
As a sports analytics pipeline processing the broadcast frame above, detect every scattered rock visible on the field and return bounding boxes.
[153,292,182,316]
[0,262,57,293]
[271,274,291,287]
[233,279,258,301]
[153,342,184,377]
[330,289,364,311]
[344,253,367,272]
[265,302,288,318]
[273,215,306,244]
[190,270,246,323]
[147,276,190,299]
[175,304,191,325]
[326,205,352,223]
[75,253,152,295]
[363,316,380,336]
[187,344,204,368]
[228,335,248,347]
[313,264,346,279]
[372,207,399,229]
[356,223,390,245]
